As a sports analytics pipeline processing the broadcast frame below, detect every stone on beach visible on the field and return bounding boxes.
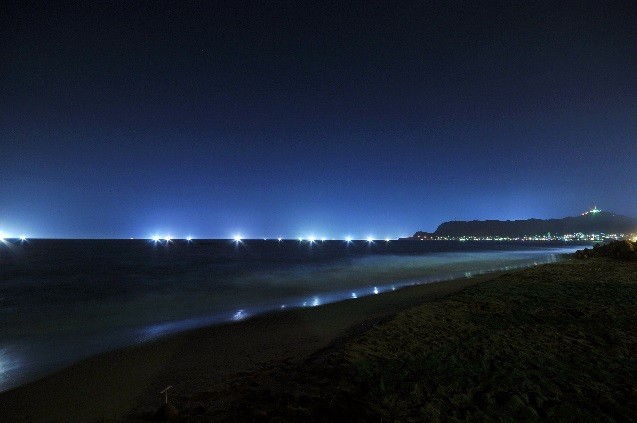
[153,403,178,421]
[575,239,637,260]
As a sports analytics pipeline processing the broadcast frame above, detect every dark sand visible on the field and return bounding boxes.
[2,258,635,422]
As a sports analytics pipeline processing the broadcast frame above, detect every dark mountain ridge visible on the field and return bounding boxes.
[414,210,637,238]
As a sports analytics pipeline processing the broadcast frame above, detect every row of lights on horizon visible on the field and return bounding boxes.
[1,235,394,243]
[149,235,393,243]
[1,232,394,243]
[231,235,393,243]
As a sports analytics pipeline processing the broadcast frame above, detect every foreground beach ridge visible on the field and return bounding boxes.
[1,255,636,421]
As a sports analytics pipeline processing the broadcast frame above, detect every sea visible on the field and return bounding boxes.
[0,238,589,392]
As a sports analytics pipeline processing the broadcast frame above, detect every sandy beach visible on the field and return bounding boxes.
[0,268,494,422]
[1,257,635,422]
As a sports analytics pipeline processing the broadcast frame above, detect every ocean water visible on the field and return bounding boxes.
[0,239,587,392]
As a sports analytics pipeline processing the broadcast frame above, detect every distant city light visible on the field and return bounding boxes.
[321,237,326,242]
[367,236,374,242]
[582,206,601,215]
[152,235,161,242]
[233,235,242,243]
[165,235,172,242]
[345,236,352,242]
[186,236,192,241]
[385,237,390,242]
[298,237,303,242]
[278,237,282,242]
[308,236,316,243]
[373,287,379,294]
[19,235,27,241]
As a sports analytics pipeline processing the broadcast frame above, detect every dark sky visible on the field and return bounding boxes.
[1,1,636,239]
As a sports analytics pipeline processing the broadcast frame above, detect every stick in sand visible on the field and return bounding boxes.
[160,386,173,405]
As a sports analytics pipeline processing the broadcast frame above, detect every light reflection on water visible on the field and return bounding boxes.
[233,310,248,320]
[135,250,563,344]
[0,244,574,392]
[0,346,23,393]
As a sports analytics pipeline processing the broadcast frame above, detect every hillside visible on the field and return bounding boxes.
[414,210,637,238]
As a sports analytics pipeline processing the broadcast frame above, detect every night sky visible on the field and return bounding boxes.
[1,1,636,239]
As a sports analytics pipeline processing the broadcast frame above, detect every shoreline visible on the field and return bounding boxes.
[0,269,507,422]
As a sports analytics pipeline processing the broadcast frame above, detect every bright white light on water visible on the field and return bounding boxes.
[152,235,161,242]
[367,236,374,242]
[19,235,27,241]
[233,235,242,243]
[165,235,172,242]
[345,236,352,242]
[351,292,357,299]
[321,237,326,242]
[312,296,320,307]
[233,310,247,320]
[373,287,379,294]
[385,237,390,242]
[298,237,303,242]
[308,236,316,243]
[186,236,192,241]
[278,237,282,242]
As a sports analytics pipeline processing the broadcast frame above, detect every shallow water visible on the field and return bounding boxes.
[0,239,587,392]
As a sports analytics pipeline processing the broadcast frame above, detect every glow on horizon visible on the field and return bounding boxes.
[233,235,242,242]
[0,227,407,241]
